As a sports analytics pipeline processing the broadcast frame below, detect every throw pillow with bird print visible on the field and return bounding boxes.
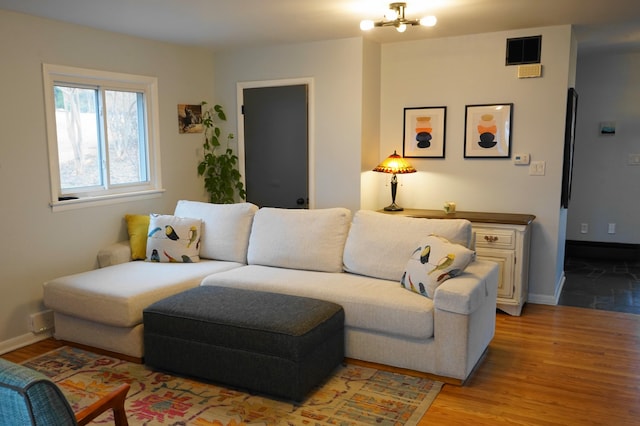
[401,234,475,298]
[146,214,202,263]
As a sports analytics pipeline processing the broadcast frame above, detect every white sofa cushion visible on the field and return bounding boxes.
[173,201,258,263]
[43,260,244,328]
[200,265,435,340]
[434,259,498,315]
[343,210,473,282]
[97,241,132,268]
[248,207,352,273]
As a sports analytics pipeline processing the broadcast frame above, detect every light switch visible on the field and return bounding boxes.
[529,161,545,176]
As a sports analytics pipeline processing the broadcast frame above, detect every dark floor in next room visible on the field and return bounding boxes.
[559,256,640,315]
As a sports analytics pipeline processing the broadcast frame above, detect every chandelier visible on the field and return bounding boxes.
[360,2,437,33]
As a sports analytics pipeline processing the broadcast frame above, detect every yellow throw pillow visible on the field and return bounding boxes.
[125,214,150,260]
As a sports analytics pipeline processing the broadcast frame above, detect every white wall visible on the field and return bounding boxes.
[212,38,365,211]
[360,39,382,211]
[0,10,214,351]
[377,26,576,303]
[567,51,640,244]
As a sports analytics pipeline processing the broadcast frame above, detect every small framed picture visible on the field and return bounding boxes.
[403,106,447,158]
[599,121,616,135]
[464,103,513,158]
[178,104,204,134]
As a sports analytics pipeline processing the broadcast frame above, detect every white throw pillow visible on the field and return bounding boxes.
[248,207,352,273]
[145,214,202,263]
[401,234,475,298]
[174,201,258,262]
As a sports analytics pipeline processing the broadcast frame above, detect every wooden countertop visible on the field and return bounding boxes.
[379,209,536,226]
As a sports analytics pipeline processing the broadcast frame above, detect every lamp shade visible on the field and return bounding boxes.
[373,151,416,174]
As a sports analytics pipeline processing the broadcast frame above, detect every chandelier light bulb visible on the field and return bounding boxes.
[420,15,437,27]
[360,20,375,31]
[396,23,407,32]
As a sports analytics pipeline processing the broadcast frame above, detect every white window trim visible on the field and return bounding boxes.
[42,63,163,212]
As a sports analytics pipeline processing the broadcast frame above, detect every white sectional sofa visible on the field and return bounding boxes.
[43,201,499,382]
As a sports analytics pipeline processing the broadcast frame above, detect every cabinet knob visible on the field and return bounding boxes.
[484,235,499,243]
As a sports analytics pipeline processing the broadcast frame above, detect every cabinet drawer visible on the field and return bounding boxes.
[475,228,516,249]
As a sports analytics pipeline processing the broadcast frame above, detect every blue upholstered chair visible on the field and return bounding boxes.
[0,358,129,426]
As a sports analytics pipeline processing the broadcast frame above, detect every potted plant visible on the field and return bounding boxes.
[197,102,246,203]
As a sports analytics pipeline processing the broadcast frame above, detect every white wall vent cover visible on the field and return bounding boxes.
[518,64,542,78]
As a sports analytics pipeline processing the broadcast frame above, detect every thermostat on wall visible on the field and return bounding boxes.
[514,153,530,165]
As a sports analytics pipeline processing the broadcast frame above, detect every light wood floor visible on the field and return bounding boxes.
[3,304,639,425]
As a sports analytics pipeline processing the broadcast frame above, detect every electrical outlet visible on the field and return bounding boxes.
[29,310,55,333]
[529,161,546,176]
[580,223,588,234]
[608,223,616,234]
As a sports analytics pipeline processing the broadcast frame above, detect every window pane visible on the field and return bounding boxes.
[54,86,101,190]
[105,90,148,185]
[45,64,161,209]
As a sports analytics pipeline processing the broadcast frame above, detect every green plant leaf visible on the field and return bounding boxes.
[197,103,246,204]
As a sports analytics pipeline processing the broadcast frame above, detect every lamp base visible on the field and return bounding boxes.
[383,202,404,211]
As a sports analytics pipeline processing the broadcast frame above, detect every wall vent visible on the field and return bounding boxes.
[506,35,542,65]
[517,64,542,78]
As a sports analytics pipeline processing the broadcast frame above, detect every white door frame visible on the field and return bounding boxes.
[236,77,315,209]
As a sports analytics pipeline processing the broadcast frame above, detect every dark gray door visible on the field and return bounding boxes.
[242,85,308,208]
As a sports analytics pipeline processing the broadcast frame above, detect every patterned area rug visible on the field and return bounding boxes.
[24,346,442,425]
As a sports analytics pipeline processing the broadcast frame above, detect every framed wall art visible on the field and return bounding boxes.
[464,103,513,158]
[599,121,615,135]
[402,106,447,158]
[178,104,204,134]
[561,88,578,208]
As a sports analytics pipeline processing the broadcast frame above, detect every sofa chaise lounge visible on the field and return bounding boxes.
[43,201,499,383]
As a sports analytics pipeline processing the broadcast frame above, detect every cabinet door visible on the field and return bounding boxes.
[476,248,515,299]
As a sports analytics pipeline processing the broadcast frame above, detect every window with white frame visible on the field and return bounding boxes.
[43,64,162,210]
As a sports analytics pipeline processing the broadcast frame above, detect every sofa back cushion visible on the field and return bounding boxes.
[174,201,258,263]
[343,210,473,282]
[248,207,352,273]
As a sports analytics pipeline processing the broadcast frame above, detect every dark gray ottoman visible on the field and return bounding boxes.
[143,286,345,401]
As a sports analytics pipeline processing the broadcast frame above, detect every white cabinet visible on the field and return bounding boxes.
[472,222,532,316]
[383,209,535,316]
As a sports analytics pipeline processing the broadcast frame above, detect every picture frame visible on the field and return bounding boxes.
[464,103,513,158]
[599,121,615,136]
[561,88,579,208]
[402,106,447,158]
[177,104,204,134]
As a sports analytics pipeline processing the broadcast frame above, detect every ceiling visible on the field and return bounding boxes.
[1,0,639,54]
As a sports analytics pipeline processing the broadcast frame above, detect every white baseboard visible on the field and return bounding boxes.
[0,331,53,356]
[527,273,566,306]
